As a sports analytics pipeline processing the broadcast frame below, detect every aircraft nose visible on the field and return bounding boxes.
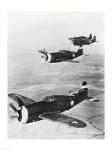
[68,37,72,40]
[68,37,74,41]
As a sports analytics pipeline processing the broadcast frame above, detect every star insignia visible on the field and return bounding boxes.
[72,121,78,124]
[70,100,74,106]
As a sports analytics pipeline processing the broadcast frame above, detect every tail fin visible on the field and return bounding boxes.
[75,49,83,58]
[88,34,92,39]
[79,81,88,97]
[91,36,96,43]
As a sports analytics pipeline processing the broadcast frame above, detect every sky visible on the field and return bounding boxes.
[8,12,104,55]
[8,11,104,139]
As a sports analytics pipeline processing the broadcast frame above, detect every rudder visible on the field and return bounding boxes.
[88,34,92,39]
[75,49,83,57]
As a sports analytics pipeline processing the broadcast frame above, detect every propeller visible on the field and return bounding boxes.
[9,103,21,120]
[86,92,104,102]
[9,103,18,112]
[38,48,48,61]
[91,93,104,102]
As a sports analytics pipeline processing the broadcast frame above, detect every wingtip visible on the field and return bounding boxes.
[8,93,19,100]
[8,93,15,98]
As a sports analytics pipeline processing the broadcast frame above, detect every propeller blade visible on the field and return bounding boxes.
[9,103,18,112]
[9,114,19,122]
[8,93,24,107]
[9,115,17,119]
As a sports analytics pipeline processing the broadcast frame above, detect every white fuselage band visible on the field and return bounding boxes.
[46,53,52,63]
[80,85,87,89]
[21,106,28,124]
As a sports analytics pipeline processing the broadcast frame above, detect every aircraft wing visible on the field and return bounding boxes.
[39,112,87,128]
[8,93,35,106]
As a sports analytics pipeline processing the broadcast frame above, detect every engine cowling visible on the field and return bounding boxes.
[46,53,52,63]
[17,102,44,124]
[20,106,28,123]
[18,105,41,124]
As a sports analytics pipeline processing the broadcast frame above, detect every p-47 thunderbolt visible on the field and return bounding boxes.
[68,34,96,47]
[38,49,83,63]
[8,81,97,128]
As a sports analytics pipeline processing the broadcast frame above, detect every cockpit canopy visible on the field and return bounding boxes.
[59,50,69,53]
[44,96,55,102]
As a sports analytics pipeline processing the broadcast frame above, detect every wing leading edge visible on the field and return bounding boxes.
[39,112,87,128]
[8,93,35,106]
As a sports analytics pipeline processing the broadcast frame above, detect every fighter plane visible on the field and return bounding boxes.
[8,81,97,128]
[68,34,96,47]
[38,48,83,63]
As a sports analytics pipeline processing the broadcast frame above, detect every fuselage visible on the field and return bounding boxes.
[19,93,86,124]
[46,50,76,63]
[39,49,83,63]
[69,37,91,47]
[69,36,96,47]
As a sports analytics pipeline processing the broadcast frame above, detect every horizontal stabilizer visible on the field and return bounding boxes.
[86,96,99,102]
